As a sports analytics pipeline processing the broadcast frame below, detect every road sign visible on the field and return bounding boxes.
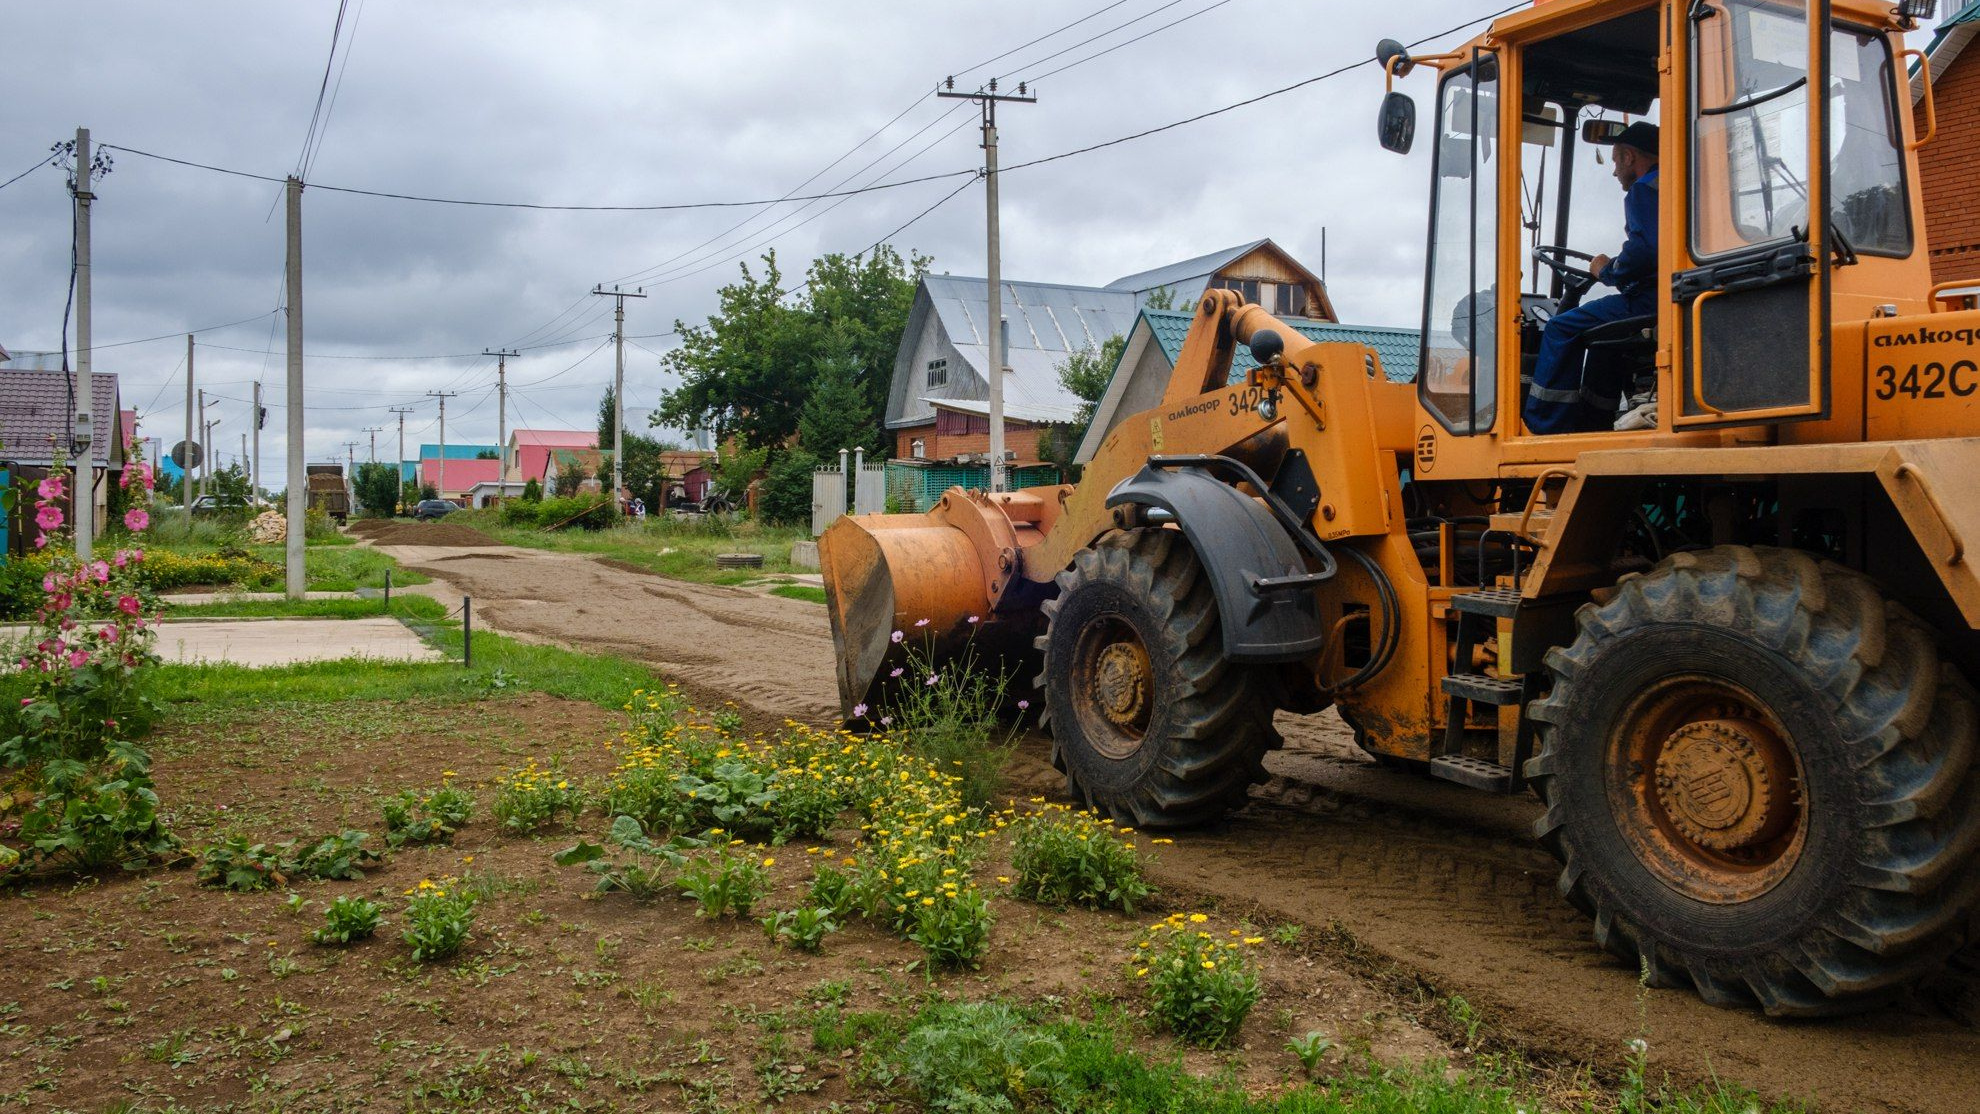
[170,440,202,469]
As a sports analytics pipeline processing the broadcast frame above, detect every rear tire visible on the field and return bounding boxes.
[1528,546,1980,1016]
[1037,529,1280,828]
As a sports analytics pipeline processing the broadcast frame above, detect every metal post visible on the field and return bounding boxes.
[389,406,414,514]
[184,334,195,524]
[462,596,472,668]
[384,567,391,608]
[284,175,306,599]
[72,127,94,559]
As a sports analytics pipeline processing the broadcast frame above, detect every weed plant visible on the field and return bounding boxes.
[1007,803,1154,912]
[401,878,477,962]
[1135,912,1265,1048]
[492,758,584,833]
[761,906,838,951]
[382,780,474,847]
[196,835,289,891]
[195,829,377,890]
[677,846,771,918]
[553,815,702,900]
[883,621,1026,810]
[312,896,384,945]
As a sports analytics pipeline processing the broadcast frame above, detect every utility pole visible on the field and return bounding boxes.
[389,406,415,512]
[284,175,305,599]
[484,348,518,476]
[197,389,208,498]
[361,426,382,462]
[426,391,457,500]
[938,77,1034,493]
[342,441,358,476]
[72,126,96,557]
[184,334,195,523]
[203,416,220,498]
[590,285,645,508]
[240,433,248,492]
[251,381,263,505]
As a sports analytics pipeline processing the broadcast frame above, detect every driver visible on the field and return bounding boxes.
[1524,121,1659,434]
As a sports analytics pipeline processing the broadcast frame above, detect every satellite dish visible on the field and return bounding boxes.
[170,440,203,469]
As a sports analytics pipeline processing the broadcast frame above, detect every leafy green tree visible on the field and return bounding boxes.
[401,479,421,511]
[419,482,438,502]
[759,449,819,525]
[353,462,401,516]
[1143,286,1179,311]
[210,463,254,507]
[658,247,925,454]
[798,343,881,455]
[1056,334,1126,428]
[474,449,498,460]
[552,456,588,498]
[521,477,543,503]
[715,446,766,507]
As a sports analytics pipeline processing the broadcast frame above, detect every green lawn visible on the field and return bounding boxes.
[452,510,812,587]
[161,595,448,621]
[770,583,826,604]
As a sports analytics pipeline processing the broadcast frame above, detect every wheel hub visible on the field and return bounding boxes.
[1092,641,1151,728]
[1653,719,1789,852]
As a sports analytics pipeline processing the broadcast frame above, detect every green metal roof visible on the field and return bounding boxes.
[1140,309,1420,382]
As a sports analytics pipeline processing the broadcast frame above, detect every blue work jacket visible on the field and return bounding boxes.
[1596,167,1659,306]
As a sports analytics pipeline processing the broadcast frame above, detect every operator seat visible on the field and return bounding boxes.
[1577,313,1657,431]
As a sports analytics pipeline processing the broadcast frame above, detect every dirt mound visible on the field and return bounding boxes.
[356,520,503,547]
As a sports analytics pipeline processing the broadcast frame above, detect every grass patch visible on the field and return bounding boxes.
[769,583,826,604]
[146,623,658,711]
[246,543,429,591]
[162,596,448,621]
[455,511,809,587]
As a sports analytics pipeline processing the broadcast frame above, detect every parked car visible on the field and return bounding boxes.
[189,494,249,514]
[412,499,459,521]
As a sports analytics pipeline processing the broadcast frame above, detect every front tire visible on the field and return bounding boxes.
[1036,529,1280,828]
[1528,546,1980,1016]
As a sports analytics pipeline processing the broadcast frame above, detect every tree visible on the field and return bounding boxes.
[1143,286,1179,311]
[657,246,925,455]
[210,463,254,507]
[521,477,543,503]
[597,385,621,448]
[353,462,400,516]
[552,456,588,498]
[401,479,421,511]
[474,449,498,460]
[797,342,880,455]
[1056,333,1126,428]
[419,482,438,502]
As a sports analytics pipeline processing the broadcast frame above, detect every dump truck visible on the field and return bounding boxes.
[305,463,351,525]
[823,0,1980,1016]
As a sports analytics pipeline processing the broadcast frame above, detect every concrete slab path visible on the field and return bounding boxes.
[149,618,446,666]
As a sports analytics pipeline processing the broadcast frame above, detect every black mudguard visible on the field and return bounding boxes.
[1105,464,1326,663]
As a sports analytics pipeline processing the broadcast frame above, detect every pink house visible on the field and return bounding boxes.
[505,429,598,484]
[420,457,501,501]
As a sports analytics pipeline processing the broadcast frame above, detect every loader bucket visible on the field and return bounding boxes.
[819,503,1045,722]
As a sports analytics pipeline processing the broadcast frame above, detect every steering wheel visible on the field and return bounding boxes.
[1531,245,1599,310]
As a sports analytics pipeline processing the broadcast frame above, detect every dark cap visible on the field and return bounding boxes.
[1596,121,1660,157]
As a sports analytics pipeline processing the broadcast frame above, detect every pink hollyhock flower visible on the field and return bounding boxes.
[66,650,88,669]
[36,476,64,500]
[51,593,71,612]
[91,561,110,583]
[100,625,118,642]
[124,508,149,531]
[33,535,47,549]
[35,505,64,531]
[40,574,55,593]
[117,595,141,616]
[112,551,128,568]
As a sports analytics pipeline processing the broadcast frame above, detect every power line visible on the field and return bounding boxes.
[950,0,1136,78]
[1001,1,1525,177]
[101,142,976,212]
[1004,0,1195,79]
[0,152,56,192]
[68,309,280,354]
[295,0,353,178]
[309,0,367,177]
[1019,0,1240,85]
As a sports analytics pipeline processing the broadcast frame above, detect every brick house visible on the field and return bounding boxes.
[883,239,1335,472]
[1915,1,1980,286]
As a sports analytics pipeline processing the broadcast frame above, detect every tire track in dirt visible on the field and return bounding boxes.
[389,542,1979,1113]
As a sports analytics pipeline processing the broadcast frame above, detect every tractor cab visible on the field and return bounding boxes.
[1385,0,1930,476]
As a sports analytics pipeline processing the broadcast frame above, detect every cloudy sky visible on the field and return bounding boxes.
[0,1,1948,492]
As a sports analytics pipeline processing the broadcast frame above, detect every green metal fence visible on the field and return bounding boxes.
[883,461,1063,512]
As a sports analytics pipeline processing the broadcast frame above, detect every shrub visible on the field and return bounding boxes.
[1135,913,1264,1048]
[758,449,818,525]
[491,759,583,833]
[907,882,992,971]
[382,781,473,847]
[1008,805,1153,912]
[521,478,543,503]
[676,845,770,918]
[312,895,384,945]
[401,878,477,962]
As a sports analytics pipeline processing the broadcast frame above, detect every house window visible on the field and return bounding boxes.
[1211,277,1262,305]
[926,358,948,388]
[910,438,925,459]
[1275,284,1307,317]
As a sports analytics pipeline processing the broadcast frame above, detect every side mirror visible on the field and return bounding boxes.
[1378,92,1416,154]
[1581,119,1629,145]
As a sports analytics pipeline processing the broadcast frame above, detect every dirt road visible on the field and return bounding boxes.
[387,542,1980,1114]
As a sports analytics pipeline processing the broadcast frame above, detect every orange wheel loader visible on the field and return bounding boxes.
[823,0,1980,1016]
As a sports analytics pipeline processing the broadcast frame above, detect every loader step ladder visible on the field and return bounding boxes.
[1432,589,1538,794]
